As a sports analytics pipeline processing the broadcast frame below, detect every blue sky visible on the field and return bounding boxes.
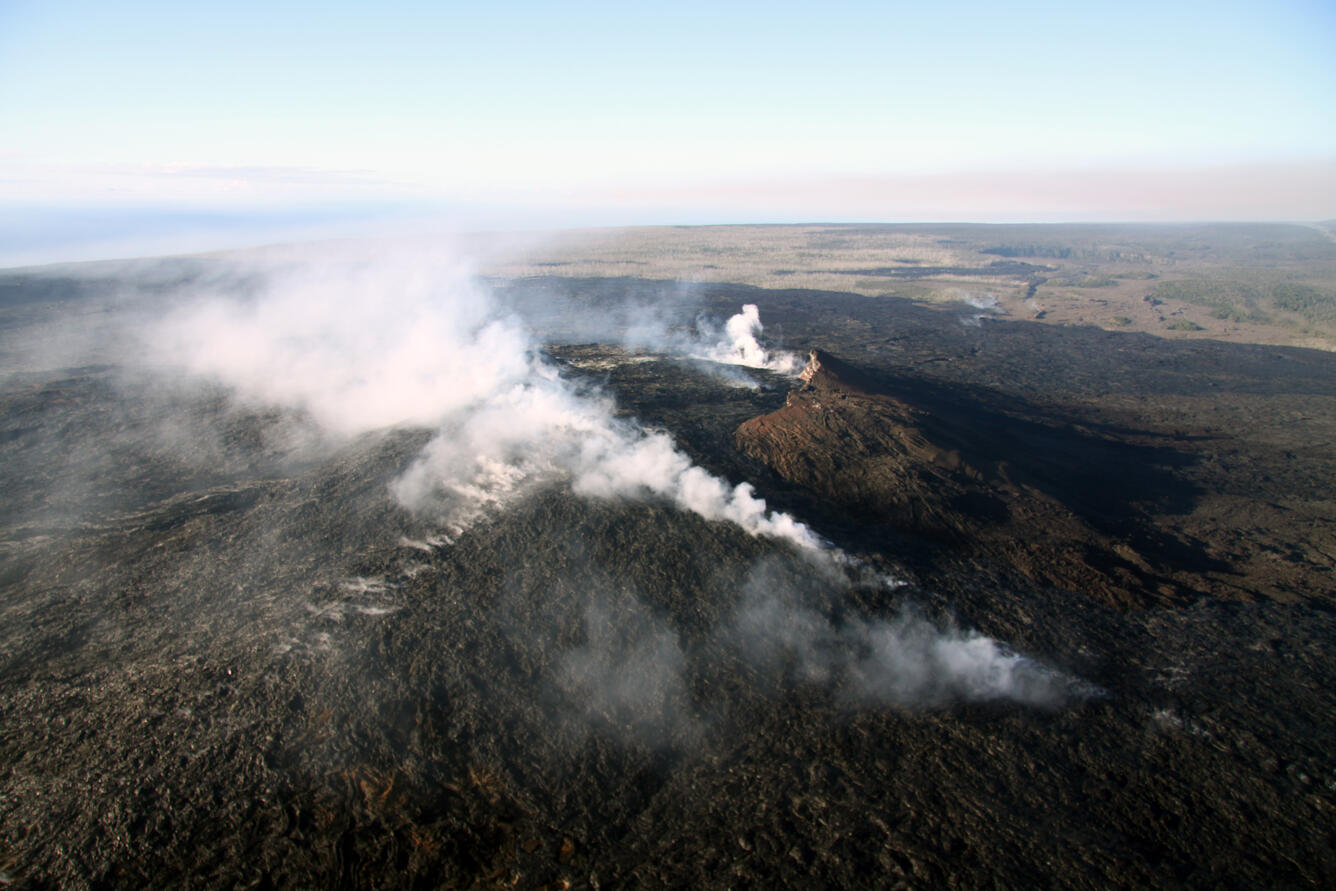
[1,0,1333,262]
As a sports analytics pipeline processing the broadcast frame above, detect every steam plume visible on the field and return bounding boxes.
[141,243,1083,713]
[146,246,819,550]
[615,301,801,385]
[556,598,700,744]
[691,304,802,374]
[730,561,1080,708]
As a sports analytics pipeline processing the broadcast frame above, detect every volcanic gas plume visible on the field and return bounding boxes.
[5,236,1332,889]
[141,244,1080,709]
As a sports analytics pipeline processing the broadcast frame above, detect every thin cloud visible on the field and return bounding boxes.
[601,160,1336,222]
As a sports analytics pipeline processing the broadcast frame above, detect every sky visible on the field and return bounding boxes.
[1,0,1334,263]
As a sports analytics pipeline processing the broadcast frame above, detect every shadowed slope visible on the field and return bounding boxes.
[736,350,1228,608]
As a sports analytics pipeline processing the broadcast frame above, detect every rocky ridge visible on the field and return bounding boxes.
[737,349,1209,608]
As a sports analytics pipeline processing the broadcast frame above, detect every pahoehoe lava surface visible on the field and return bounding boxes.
[2,264,1335,888]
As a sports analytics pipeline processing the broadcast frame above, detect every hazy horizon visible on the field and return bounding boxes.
[2,1,1333,265]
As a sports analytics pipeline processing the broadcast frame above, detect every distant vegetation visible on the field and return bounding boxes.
[1048,274,1118,288]
[1152,278,1336,326]
[1152,279,1264,316]
[1167,319,1205,331]
[485,223,1336,349]
[982,245,1149,264]
[1271,282,1336,323]
[1211,307,1270,324]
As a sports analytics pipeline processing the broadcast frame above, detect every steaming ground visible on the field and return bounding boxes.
[141,247,1062,704]
[1,250,1334,887]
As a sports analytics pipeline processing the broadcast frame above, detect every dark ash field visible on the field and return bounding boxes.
[2,226,1334,888]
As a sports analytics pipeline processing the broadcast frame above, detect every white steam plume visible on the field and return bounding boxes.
[151,250,530,435]
[145,245,820,550]
[388,358,824,547]
[845,614,1070,707]
[693,303,802,374]
[618,302,801,383]
[731,563,1084,708]
[143,243,1084,712]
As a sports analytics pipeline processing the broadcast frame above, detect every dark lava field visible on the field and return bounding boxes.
[1,256,1334,888]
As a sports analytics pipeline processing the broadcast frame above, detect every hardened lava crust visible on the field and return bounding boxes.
[1,263,1334,888]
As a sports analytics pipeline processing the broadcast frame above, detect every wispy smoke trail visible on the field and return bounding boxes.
[151,250,529,435]
[556,598,701,745]
[147,246,820,550]
[957,292,1005,328]
[387,367,823,548]
[143,243,1083,714]
[730,560,1080,708]
[845,613,1070,707]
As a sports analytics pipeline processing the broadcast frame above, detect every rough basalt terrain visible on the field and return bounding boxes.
[1,263,1334,888]
[737,349,1214,609]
